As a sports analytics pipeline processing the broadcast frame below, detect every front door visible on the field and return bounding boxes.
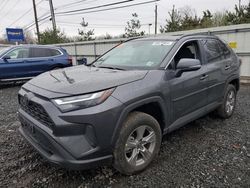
[0,47,31,79]
[168,40,209,122]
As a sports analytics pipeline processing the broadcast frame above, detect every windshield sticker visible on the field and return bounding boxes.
[152,41,173,46]
[146,61,155,66]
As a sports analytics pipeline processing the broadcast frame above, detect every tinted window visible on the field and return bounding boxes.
[50,49,61,56]
[217,40,231,58]
[30,48,61,58]
[203,39,223,63]
[5,48,29,59]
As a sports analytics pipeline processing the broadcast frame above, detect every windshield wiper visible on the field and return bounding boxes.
[62,70,75,84]
[88,58,104,67]
[97,66,125,71]
[49,72,61,82]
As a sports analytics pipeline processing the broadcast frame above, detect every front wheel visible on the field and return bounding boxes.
[216,84,237,118]
[113,112,162,175]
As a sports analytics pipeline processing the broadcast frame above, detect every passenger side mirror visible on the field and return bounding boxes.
[175,58,201,77]
[3,55,10,61]
[77,57,87,65]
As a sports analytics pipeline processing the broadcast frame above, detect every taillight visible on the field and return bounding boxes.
[68,56,73,65]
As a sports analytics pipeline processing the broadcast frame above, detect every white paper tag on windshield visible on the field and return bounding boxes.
[146,61,155,66]
[152,41,173,46]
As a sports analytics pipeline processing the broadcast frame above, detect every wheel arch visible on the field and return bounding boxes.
[228,77,240,91]
[111,96,168,147]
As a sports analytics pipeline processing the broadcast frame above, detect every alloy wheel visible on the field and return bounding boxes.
[225,90,235,115]
[124,125,156,166]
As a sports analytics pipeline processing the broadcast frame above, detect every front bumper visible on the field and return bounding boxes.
[19,115,112,170]
[18,87,123,170]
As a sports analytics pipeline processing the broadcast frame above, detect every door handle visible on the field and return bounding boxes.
[200,74,208,80]
[225,65,231,70]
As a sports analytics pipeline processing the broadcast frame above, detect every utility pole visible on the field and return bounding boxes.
[32,0,40,43]
[239,0,241,8]
[148,23,152,35]
[154,4,157,35]
[49,0,56,31]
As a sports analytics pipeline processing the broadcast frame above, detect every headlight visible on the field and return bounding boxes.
[53,88,114,112]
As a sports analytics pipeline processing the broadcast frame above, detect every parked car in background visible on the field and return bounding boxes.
[18,34,240,175]
[0,45,72,82]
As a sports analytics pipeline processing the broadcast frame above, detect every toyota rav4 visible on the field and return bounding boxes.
[18,35,240,175]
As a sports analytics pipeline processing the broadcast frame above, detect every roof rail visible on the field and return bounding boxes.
[175,31,215,39]
[122,36,145,43]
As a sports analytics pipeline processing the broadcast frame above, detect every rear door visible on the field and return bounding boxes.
[0,47,31,79]
[201,39,230,104]
[27,47,56,75]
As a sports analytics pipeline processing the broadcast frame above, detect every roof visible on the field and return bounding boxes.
[134,33,219,42]
[10,44,60,49]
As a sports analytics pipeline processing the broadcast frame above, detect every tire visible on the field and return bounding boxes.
[113,112,162,175]
[216,84,237,119]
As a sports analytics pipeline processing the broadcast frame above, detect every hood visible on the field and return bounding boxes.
[26,65,148,96]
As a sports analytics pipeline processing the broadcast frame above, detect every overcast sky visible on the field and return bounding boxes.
[0,0,249,38]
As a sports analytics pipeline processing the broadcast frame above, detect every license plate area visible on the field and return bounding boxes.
[19,115,54,155]
[20,116,36,135]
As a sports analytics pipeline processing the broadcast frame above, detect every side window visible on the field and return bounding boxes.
[217,40,231,59]
[50,49,61,56]
[5,48,29,59]
[30,48,61,58]
[203,39,223,63]
[171,41,200,69]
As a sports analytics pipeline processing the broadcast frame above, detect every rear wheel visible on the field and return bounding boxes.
[113,112,162,175]
[216,84,236,118]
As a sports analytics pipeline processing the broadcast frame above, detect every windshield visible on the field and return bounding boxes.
[0,47,11,57]
[94,40,175,69]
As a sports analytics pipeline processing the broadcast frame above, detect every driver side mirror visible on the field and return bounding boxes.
[175,58,201,77]
[3,55,10,61]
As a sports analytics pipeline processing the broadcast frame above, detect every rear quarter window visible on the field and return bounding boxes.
[50,49,61,56]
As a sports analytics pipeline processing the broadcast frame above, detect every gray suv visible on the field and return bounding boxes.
[18,34,240,175]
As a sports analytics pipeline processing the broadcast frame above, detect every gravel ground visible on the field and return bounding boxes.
[0,83,250,188]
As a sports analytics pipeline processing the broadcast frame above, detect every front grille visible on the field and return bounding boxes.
[19,95,54,129]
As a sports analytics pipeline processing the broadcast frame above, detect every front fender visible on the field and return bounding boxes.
[110,96,168,148]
